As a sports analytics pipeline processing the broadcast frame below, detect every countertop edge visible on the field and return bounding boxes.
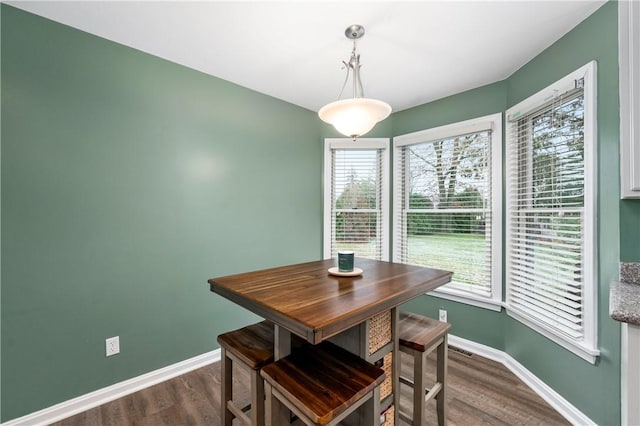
[610,280,640,326]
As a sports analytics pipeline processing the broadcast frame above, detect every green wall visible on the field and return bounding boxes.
[392,3,621,424]
[620,199,640,262]
[1,5,322,421]
[2,1,632,424]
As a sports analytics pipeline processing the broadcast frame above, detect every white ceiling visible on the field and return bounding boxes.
[7,1,607,113]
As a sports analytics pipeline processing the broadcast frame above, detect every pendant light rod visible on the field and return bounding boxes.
[346,25,365,99]
[318,24,392,140]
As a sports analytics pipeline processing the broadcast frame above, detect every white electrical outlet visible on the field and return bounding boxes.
[439,309,447,322]
[105,336,120,357]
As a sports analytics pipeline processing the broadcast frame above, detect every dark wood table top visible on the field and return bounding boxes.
[208,258,452,344]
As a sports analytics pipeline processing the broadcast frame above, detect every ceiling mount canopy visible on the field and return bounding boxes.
[318,24,392,140]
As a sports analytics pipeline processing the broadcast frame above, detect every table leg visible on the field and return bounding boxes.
[274,325,291,359]
[392,307,400,426]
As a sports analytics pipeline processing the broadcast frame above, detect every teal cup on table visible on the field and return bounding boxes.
[338,250,355,272]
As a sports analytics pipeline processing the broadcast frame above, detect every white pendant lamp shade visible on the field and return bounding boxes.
[319,98,391,139]
[318,24,391,140]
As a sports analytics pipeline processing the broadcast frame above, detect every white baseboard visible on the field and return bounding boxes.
[448,335,595,426]
[1,349,221,426]
[3,336,595,426]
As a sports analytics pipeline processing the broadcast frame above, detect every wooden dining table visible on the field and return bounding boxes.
[208,257,452,425]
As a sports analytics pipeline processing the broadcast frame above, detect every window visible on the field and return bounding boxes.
[393,114,502,309]
[323,139,389,261]
[506,62,598,363]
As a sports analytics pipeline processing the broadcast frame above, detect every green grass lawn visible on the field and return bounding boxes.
[406,234,488,286]
[334,239,380,260]
[335,233,488,287]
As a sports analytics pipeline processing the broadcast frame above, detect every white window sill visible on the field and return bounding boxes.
[427,287,503,312]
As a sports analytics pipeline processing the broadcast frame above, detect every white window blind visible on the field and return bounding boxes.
[505,62,598,362]
[393,115,502,308]
[323,139,389,261]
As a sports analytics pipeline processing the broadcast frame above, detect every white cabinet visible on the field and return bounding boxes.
[620,0,640,198]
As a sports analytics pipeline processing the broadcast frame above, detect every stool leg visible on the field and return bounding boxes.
[264,382,273,426]
[357,386,381,426]
[221,348,233,426]
[413,350,427,426]
[251,368,265,426]
[265,382,290,426]
[436,335,448,426]
[372,386,381,426]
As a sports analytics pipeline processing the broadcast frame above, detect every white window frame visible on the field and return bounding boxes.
[505,61,599,363]
[323,138,390,261]
[393,114,503,311]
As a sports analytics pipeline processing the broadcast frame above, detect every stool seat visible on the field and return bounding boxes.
[399,311,452,352]
[399,311,451,426]
[218,321,275,426]
[261,341,385,426]
[217,320,274,369]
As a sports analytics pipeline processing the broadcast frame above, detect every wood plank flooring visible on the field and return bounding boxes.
[52,347,570,426]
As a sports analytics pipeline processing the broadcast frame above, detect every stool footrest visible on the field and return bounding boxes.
[399,376,414,387]
[400,376,442,402]
[425,382,443,403]
[227,401,252,425]
[399,411,414,425]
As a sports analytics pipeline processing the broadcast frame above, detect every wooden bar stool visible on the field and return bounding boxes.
[398,311,451,426]
[217,321,274,426]
[260,341,385,426]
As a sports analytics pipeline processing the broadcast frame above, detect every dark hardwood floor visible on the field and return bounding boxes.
[52,348,570,426]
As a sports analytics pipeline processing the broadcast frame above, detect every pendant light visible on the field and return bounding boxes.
[318,25,392,140]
